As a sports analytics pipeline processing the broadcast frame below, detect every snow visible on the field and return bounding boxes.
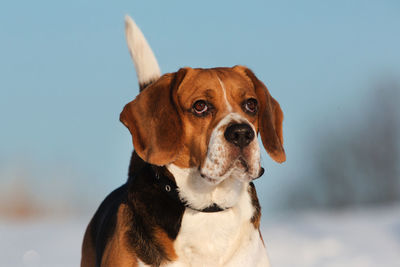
[1,206,399,267]
[0,219,86,267]
[263,206,400,267]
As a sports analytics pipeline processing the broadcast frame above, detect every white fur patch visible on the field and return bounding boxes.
[167,164,245,210]
[161,180,270,267]
[201,113,261,184]
[125,15,161,86]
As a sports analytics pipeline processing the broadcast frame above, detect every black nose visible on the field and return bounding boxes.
[224,123,255,148]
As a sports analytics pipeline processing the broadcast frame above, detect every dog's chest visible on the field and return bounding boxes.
[174,208,244,265]
[163,189,270,267]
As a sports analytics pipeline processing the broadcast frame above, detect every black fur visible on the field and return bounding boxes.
[126,152,185,265]
[89,184,127,266]
[88,152,185,267]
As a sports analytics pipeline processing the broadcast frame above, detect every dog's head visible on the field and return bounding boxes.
[120,66,285,184]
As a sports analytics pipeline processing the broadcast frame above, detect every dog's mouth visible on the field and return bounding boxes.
[200,156,260,184]
[237,156,249,172]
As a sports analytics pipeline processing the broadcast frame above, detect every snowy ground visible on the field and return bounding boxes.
[1,205,399,267]
[262,205,400,267]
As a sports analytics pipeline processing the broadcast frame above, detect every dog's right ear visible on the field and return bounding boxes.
[120,68,189,166]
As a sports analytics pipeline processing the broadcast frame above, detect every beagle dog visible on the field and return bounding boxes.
[81,16,285,267]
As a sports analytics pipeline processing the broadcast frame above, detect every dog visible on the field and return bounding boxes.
[81,15,286,267]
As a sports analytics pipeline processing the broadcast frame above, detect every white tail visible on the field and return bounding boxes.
[125,15,161,91]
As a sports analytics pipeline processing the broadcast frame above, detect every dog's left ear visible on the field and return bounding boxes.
[234,66,286,163]
[120,68,189,166]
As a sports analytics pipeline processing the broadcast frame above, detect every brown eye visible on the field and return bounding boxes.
[193,100,208,115]
[244,98,258,114]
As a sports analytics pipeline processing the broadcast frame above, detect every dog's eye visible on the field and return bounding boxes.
[244,98,258,114]
[193,100,209,115]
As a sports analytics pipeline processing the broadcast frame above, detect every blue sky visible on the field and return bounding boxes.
[1,0,399,214]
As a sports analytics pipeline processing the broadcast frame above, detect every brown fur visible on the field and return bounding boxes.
[120,66,285,167]
[81,221,96,267]
[81,203,139,267]
[100,204,138,267]
[120,69,188,166]
[248,182,261,229]
[153,227,178,261]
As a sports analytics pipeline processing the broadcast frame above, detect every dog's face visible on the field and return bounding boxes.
[120,66,285,184]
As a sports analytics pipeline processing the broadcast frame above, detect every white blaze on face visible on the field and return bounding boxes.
[200,113,261,183]
[217,76,233,113]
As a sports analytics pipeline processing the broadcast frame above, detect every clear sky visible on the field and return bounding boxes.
[1,0,399,214]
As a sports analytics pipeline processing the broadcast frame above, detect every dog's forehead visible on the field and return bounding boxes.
[213,68,253,90]
[177,68,253,102]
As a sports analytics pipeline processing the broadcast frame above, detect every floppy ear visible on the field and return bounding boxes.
[234,66,286,163]
[120,68,189,166]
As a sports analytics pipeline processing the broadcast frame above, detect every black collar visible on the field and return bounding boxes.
[150,166,227,213]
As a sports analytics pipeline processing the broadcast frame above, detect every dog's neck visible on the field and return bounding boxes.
[128,151,239,213]
[150,165,226,213]
[167,163,248,211]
